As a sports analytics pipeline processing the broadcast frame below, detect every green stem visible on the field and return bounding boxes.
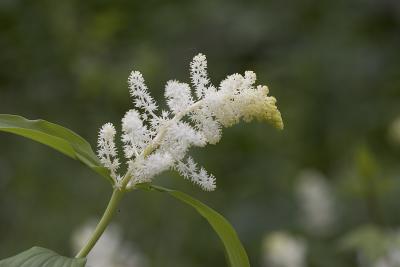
[75,188,125,258]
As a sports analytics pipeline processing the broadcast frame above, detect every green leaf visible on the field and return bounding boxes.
[137,183,251,267]
[0,114,112,183]
[0,247,86,267]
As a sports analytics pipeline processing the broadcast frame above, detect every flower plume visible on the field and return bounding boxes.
[97,123,120,181]
[97,53,283,191]
[190,53,210,99]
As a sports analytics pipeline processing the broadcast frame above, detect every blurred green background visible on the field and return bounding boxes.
[1,0,400,266]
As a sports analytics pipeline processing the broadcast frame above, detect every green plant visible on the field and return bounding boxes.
[0,54,283,267]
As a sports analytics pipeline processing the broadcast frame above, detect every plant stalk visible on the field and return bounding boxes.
[75,188,125,258]
[74,101,197,257]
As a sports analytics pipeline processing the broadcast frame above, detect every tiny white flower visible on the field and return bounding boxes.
[121,109,151,159]
[97,53,283,191]
[190,53,210,99]
[175,156,216,191]
[129,152,174,184]
[165,80,194,114]
[128,71,158,118]
[97,123,120,181]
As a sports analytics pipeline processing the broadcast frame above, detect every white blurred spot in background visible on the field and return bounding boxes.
[262,231,307,267]
[296,169,336,236]
[388,117,400,145]
[372,247,400,267]
[365,230,400,267]
[71,220,148,267]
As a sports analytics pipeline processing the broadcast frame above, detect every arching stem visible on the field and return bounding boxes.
[75,188,125,258]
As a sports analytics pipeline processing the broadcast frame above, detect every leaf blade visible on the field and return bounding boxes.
[0,114,112,183]
[139,184,251,267]
[0,247,86,267]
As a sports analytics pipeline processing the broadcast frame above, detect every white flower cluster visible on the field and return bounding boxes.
[262,232,307,267]
[97,53,283,191]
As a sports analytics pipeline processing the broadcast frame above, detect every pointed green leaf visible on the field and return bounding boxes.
[0,114,112,183]
[137,183,251,267]
[0,247,86,267]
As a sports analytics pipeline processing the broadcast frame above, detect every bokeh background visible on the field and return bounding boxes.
[1,1,400,266]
